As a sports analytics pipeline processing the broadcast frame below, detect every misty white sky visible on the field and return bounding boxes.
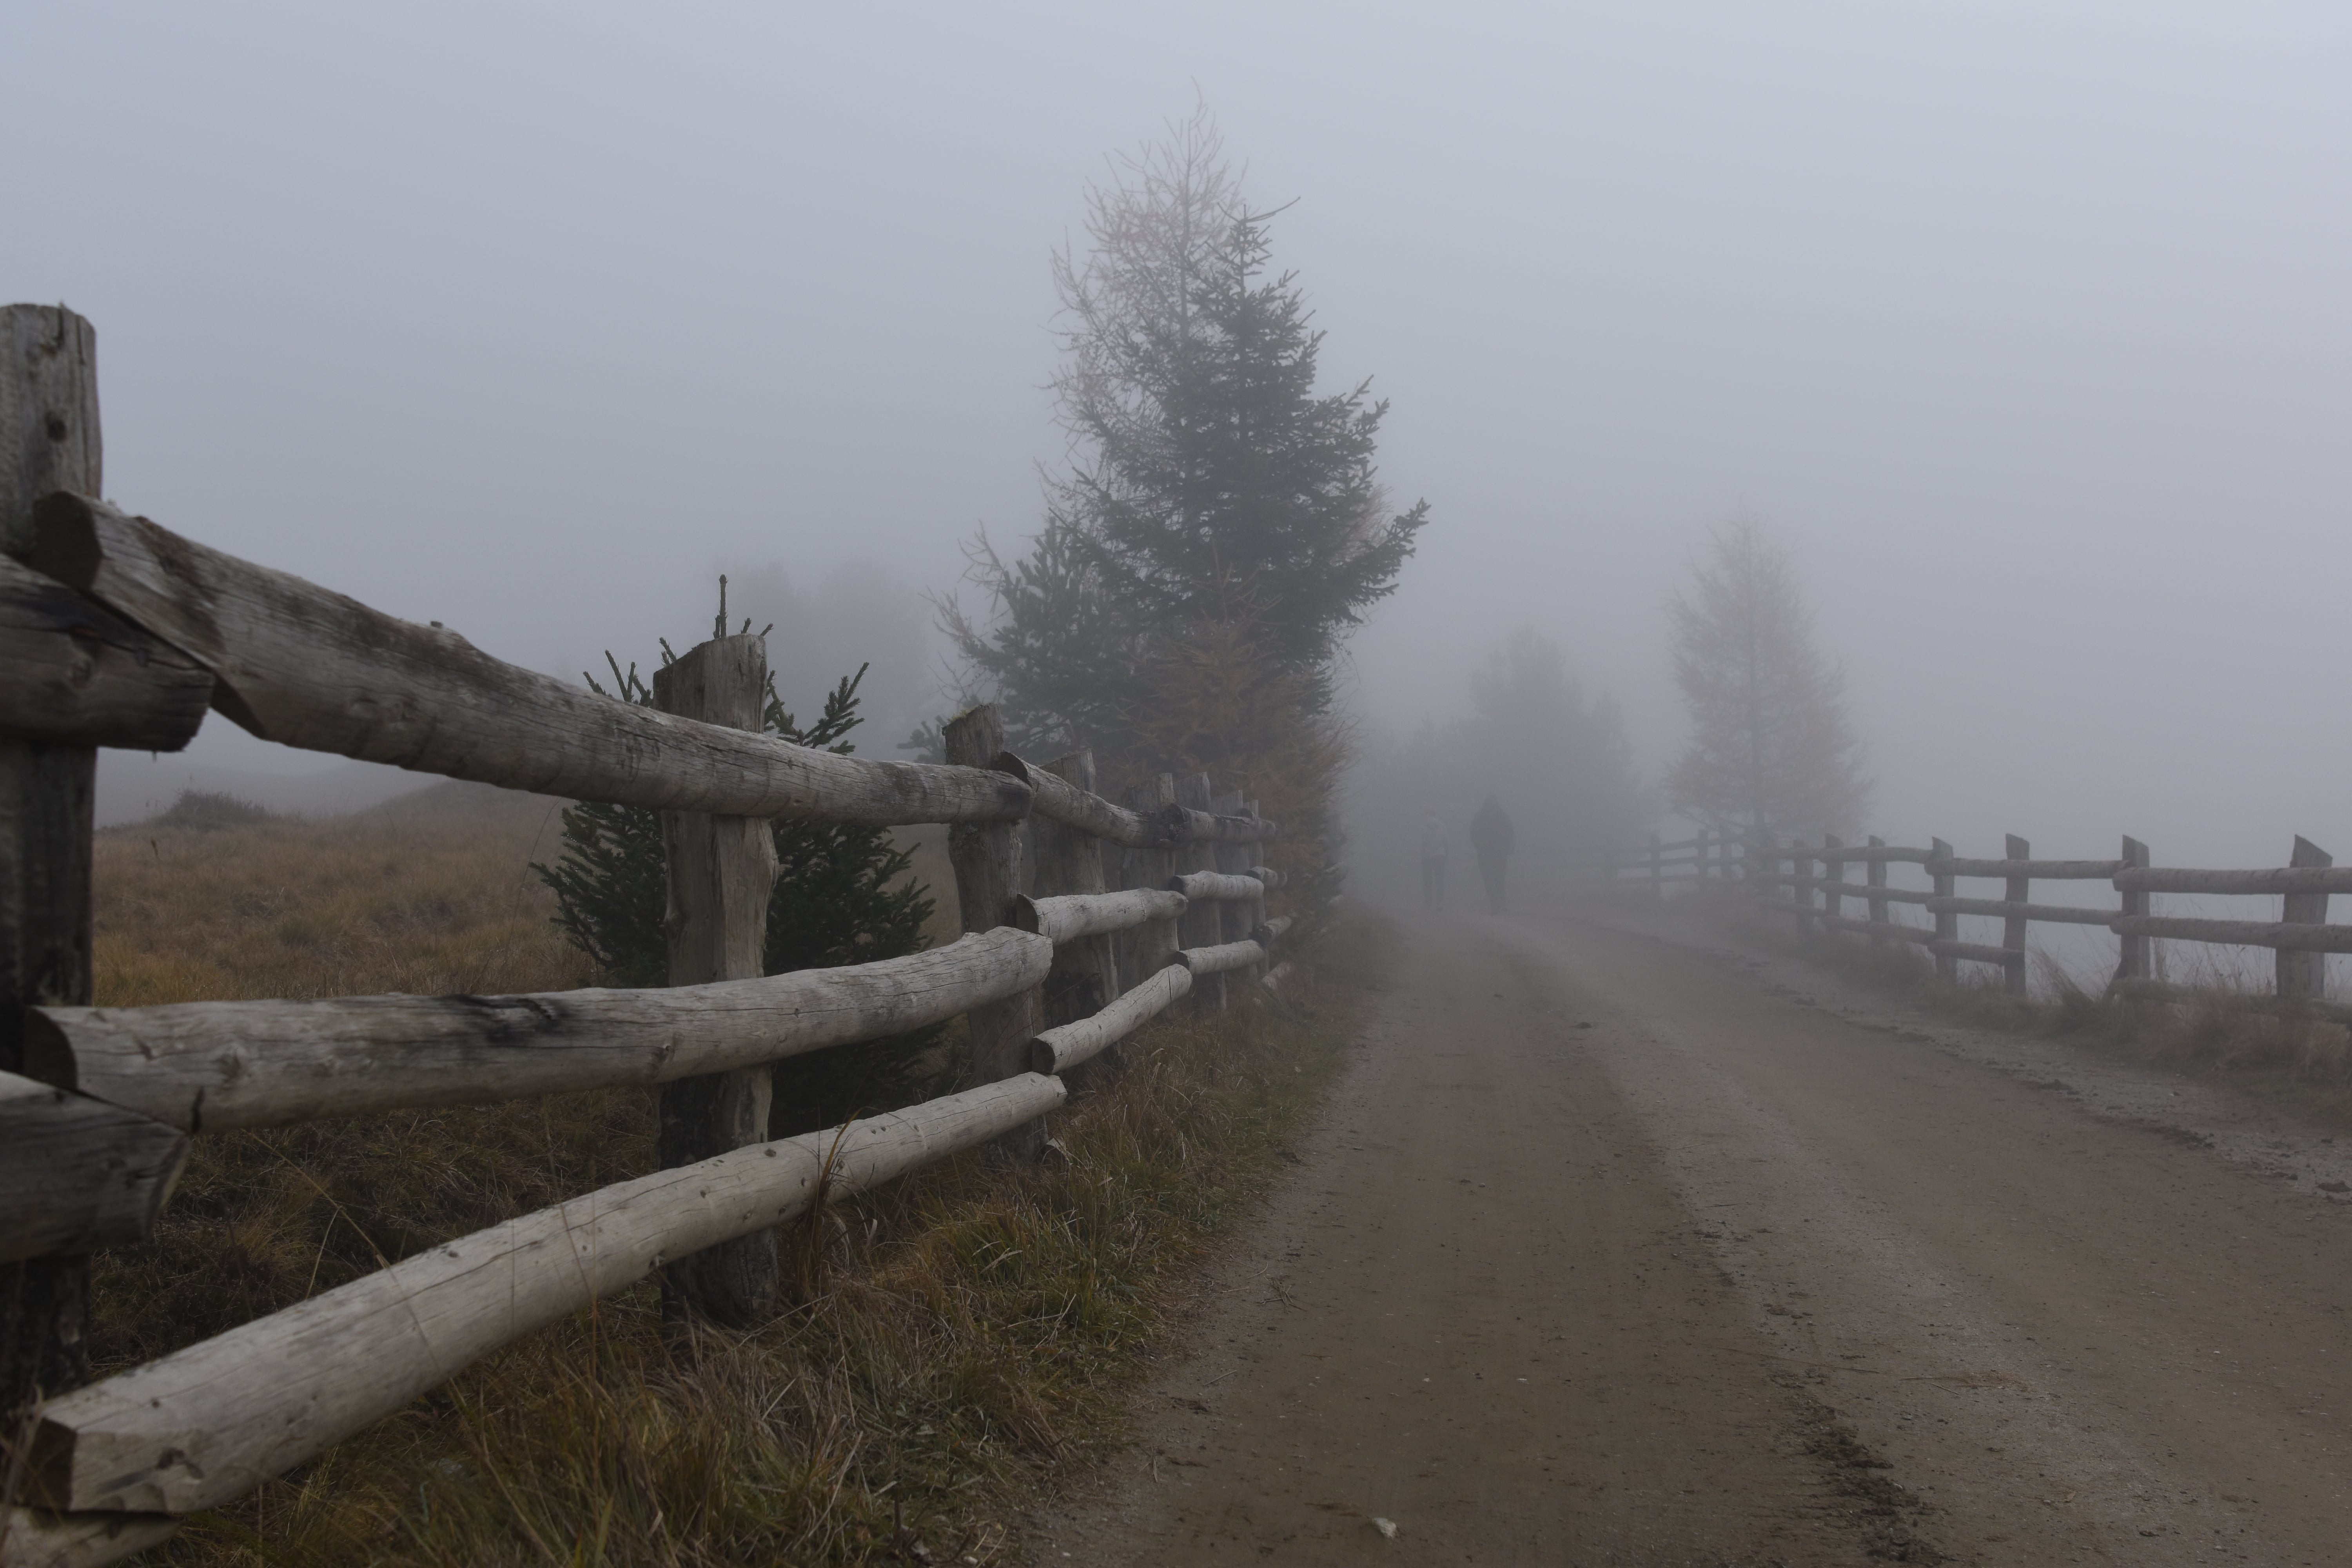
[11,3,2350,866]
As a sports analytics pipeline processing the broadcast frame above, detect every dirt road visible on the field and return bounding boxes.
[1032,907,2352,1566]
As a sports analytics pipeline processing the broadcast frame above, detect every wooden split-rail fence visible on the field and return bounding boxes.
[0,306,1320,1567]
[1615,825,2352,1023]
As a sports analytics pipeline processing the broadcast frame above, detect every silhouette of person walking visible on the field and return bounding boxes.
[1470,793,1515,914]
[1421,809,1448,910]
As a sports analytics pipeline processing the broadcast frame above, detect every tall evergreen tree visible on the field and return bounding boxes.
[942,109,1426,773]
[1665,521,1869,836]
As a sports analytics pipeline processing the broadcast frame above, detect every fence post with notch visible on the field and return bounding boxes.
[652,631,781,1327]
[2111,835,2151,988]
[943,705,1046,1156]
[1865,836,1889,944]
[2000,834,2031,996]
[3,305,108,1421]
[1931,838,1958,984]
[2278,835,2332,1005]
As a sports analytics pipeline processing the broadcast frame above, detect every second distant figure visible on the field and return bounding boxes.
[1421,809,1448,910]
[1470,793,1515,914]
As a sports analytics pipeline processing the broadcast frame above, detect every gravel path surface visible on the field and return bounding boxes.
[1031,906,2352,1565]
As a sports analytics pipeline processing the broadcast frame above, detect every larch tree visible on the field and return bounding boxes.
[1665,520,1868,837]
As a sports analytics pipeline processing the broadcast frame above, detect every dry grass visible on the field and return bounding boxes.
[93,781,587,1006]
[74,784,1379,1565]
[1667,885,2352,1121]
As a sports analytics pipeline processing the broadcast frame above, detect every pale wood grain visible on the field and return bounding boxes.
[31,1074,1067,1514]
[29,929,1051,1133]
[25,495,1030,825]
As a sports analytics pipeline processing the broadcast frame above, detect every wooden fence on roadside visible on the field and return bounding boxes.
[0,306,1325,1567]
[1612,824,2352,1024]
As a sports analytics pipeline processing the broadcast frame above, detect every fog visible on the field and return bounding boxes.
[12,3,2349,867]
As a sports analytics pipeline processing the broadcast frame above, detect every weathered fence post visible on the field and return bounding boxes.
[2,304,104,1421]
[2112,835,2151,988]
[1822,835,1844,929]
[1212,788,1249,957]
[944,706,1045,1155]
[2002,833,2031,996]
[1239,797,1267,978]
[1033,751,1117,1025]
[1175,773,1225,1009]
[2278,835,2332,1004]
[653,632,780,1327]
[1931,837,1958,984]
[1865,835,1889,945]
[1648,831,1663,899]
[1793,839,1817,934]
[1119,774,1180,992]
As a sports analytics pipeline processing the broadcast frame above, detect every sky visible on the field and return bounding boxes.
[9,1,2350,865]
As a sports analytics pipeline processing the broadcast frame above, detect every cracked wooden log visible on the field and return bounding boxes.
[1169,869,1263,902]
[23,495,1030,825]
[0,557,210,750]
[1025,964,1192,1075]
[26,929,1051,1133]
[27,1074,1067,1515]
[989,750,1160,847]
[0,1072,188,1264]
[1011,889,1187,946]
[1172,940,1269,977]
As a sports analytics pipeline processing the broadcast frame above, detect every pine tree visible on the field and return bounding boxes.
[533,656,941,1134]
[1665,521,1869,836]
[941,105,1425,855]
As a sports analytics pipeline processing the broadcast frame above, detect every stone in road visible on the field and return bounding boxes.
[1032,908,2352,1566]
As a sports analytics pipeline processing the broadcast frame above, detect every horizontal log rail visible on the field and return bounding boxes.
[2110,915,2352,955]
[1171,940,1269,976]
[2114,866,2352,896]
[1163,804,1276,845]
[1254,913,1295,945]
[1025,965,1191,1074]
[1169,869,1265,902]
[1931,938,2017,965]
[26,495,1033,826]
[1816,844,1933,865]
[1922,896,2118,926]
[988,750,1160,846]
[1247,865,1285,889]
[1816,913,1938,945]
[0,555,212,751]
[1012,888,1187,944]
[1926,856,2123,880]
[1750,873,1930,904]
[28,929,1052,1133]
[0,1073,189,1265]
[29,1075,1067,1516]
[2109,978,2352,1027]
